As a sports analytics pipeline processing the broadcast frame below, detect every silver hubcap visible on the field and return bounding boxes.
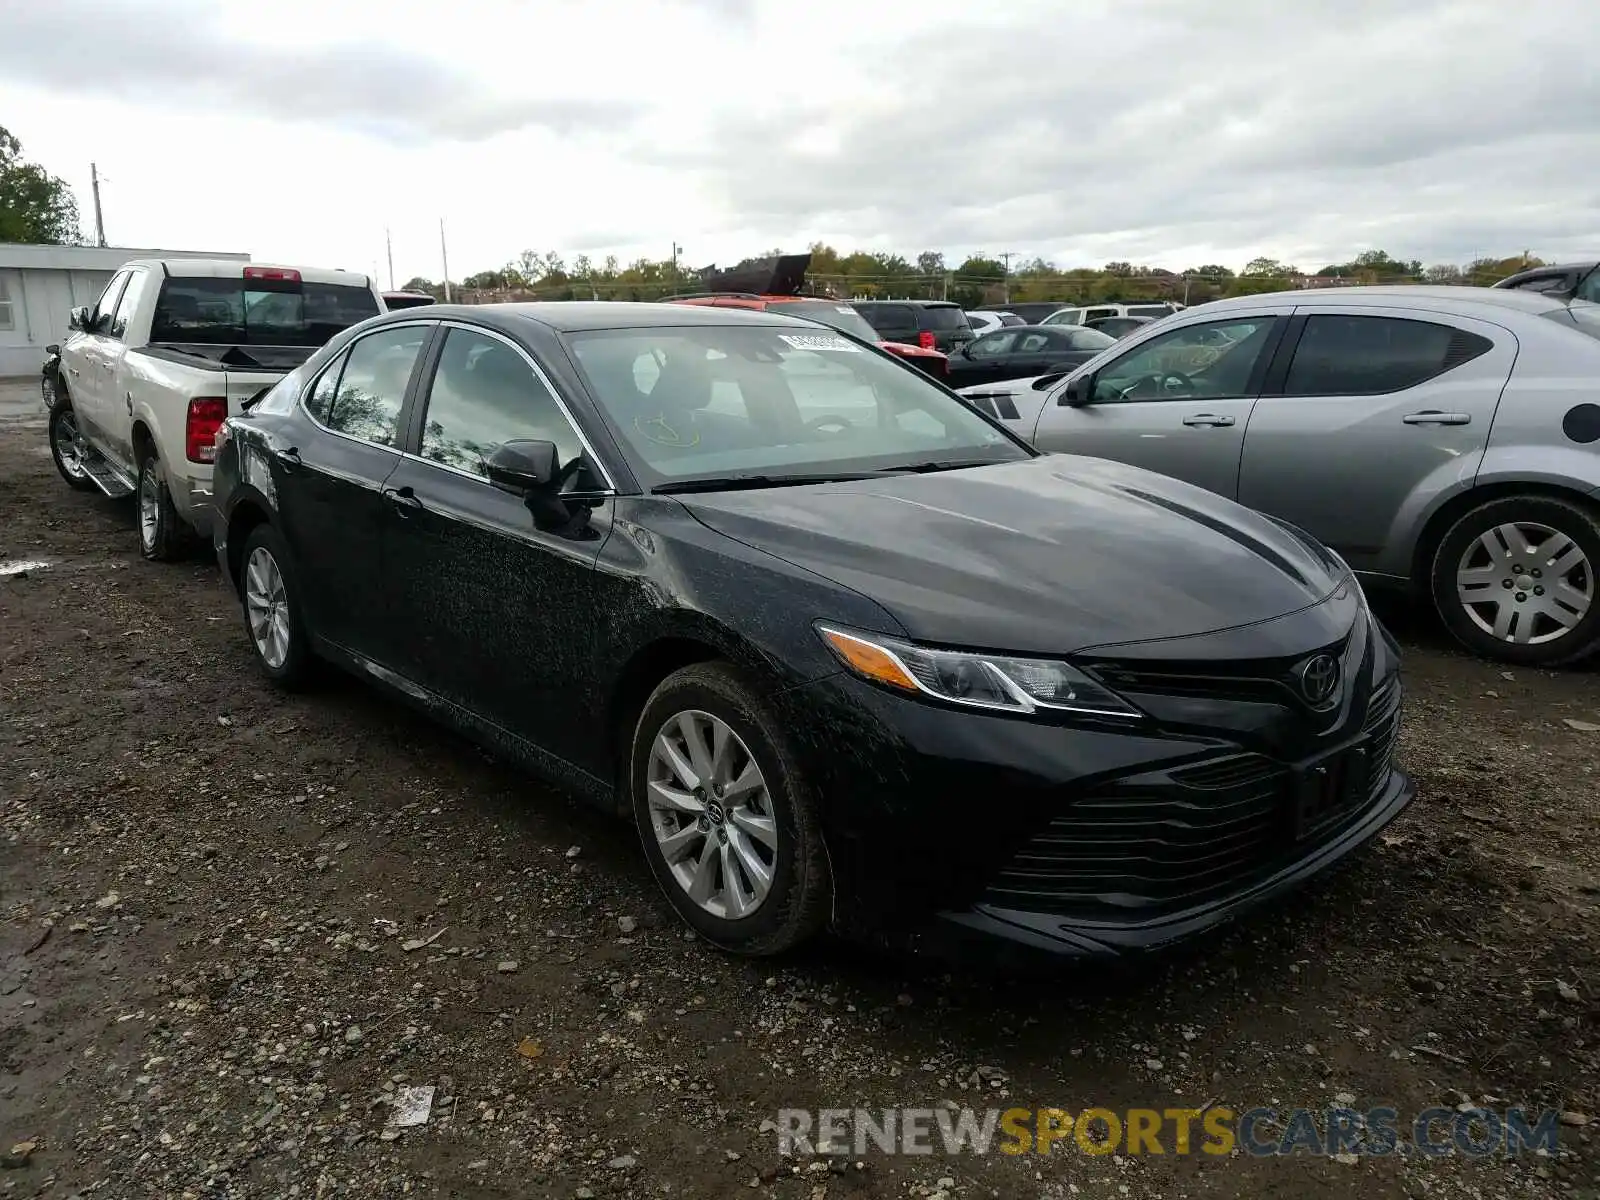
[646,710,778,920]
[1456,520,1593,645]
[53,412,85,479]
[244,547,292,669]
[138,466,160,549]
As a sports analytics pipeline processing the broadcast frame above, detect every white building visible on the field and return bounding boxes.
[0,243,251,376]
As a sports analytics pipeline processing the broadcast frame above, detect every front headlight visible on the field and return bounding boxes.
[816,624,1141,719]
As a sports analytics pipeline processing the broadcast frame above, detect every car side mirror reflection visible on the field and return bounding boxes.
[486,439,560,494]
[69,306,89,331]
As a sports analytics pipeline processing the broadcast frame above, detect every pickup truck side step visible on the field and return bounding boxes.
[78,451,136,499]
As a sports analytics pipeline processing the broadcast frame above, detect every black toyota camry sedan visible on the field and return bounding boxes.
[210,301,1414,961]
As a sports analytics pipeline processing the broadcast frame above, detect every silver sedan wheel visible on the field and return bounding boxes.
[53,410,86,479]
[137,465,160,550]
[244,546,292,669]
[646,709,778,921]
[1456,520,1593,645]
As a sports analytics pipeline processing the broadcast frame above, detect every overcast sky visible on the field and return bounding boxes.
[2,0,1596,284]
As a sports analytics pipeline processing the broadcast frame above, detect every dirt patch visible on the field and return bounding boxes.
[3,379,1600,1198]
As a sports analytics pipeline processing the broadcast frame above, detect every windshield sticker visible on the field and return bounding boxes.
[779,333,861,353]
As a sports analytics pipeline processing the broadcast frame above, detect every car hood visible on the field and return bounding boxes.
[677,455,1347,655]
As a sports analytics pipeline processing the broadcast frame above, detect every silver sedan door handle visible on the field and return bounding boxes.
[1182,413,1236,427]
[1402,411,1471,426]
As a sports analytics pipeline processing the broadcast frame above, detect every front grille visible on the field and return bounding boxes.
[981,677,1403,918]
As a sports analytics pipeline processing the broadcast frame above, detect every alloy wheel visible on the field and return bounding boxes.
[53,410,86,480]
[1455,520,1593,645]
[137,466,161,551]
[244,546,293,669]
[646,709,778,920]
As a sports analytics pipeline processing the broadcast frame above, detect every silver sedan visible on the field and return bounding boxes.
[957,286,1600,667]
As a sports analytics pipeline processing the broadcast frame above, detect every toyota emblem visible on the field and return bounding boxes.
[1295,654,1341,707]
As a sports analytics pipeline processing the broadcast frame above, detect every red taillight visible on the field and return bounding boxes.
[186,397,228,463]
[244,266,302,283]
[918,330,936,350]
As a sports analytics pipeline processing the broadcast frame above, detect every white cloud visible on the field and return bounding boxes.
[2,0,1596,283]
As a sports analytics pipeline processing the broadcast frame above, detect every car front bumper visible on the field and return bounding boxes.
[773,630,1413,963]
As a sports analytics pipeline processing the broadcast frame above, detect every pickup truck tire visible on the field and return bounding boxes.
[238,524,312,688]
[136,449,190,563]
[48,406,98,493]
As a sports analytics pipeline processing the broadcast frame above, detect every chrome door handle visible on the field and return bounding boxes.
[68,366,80,378]
[1402,411,1471,426]
[383,485,423,514]
[101,361,114,371]
[1182,413,1235,427]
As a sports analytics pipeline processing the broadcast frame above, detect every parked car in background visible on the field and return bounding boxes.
[1043,302,1185,326]
[666,253,949,378]
[47,261,384,561]
[1492,261,1599,301]
[974,302,1065,324]
[965,311,1026,335]
[210,300,1411,959]
[668,293,948,378]
[383,290,437,310]
[956,286,1600,666]
[946,324,1116,388]
[852,299,976,354]
[1086,315,1157,339]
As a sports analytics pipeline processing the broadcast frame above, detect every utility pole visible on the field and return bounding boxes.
[999,251,1016,303]
[439,218,452,303]
[670,241,682,292]
[385,227,395,291]
[90,163,107,247]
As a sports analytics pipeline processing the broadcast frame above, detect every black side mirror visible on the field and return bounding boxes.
[486,439,560,494]
[68,306,89,331]
[1057,374,1094,406]
[45,343,60,356]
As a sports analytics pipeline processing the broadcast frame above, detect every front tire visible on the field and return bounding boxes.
[631,663,831,955]
[136,449,189,562]
[238,524,312,688]
[48,405,97,492]
[1431,494,1600,666]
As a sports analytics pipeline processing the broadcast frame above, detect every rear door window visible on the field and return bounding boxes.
[323,326,429,447]
[1282,315,1491,396]
[109,269,154,340]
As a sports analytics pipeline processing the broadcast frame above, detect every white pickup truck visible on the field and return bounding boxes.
[46,260,385,559]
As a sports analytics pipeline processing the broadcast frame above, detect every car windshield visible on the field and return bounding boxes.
[150,276,380,346]
[772,299,881,342]
[565,325,1029,486]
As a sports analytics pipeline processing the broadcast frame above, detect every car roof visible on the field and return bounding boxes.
[1189,285,1577,319]
[370,300,819,334]
[851,299,961,308]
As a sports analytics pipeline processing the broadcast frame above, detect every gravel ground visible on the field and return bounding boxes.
[4,377,1600,1199]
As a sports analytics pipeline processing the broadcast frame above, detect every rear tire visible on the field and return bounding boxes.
[238,524,312,688]
[1430,494,1600,666]
[48,405,97,493]
[630,663,831,955]
[136,448,190,562]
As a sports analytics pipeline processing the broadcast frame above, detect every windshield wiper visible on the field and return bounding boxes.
[877,459,1011,474]
[652,472,883,495]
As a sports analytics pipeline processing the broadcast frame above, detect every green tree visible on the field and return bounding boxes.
[0,125,81,244]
